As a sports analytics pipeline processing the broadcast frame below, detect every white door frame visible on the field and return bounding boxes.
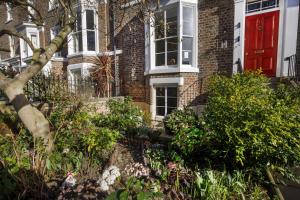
[233,0,299,77]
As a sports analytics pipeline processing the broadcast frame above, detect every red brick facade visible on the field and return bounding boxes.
[0,0,236,117]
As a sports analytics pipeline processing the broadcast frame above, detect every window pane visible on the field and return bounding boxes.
[156,87,165,96]
[156,107,165,116]
[167,98,177,108]
[182,51,192,65]
[156,53,165,66]
[155,12,164,39]
[183,7,193,36]
[183,7,193,21]
[167,107,176,115]
[183,21,193,36]
[86,10,95,30]
[167,38,178,52]
[73,32,82,52]
[166,6,177,37]
[87,31,95,51]
[166,6,177,23]
[166,21,177,37]
[182,37,193,51]
[156,97,165,107]
[76,11,82,31]
[155,40,165,53]
[167,52,177,65]
[31,35,38,47]
[167,87,177,97]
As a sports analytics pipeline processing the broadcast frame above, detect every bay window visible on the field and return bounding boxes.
[69,6,98,54]
[148,1,197,73]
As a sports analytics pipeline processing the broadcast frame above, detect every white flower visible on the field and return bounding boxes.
[108,165,118,171]
[63,148,70,154]
[106,175,116,185]
[102,170,110,179]
[100,180,109,191]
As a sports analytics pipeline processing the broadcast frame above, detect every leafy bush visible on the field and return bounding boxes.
[203,72,300,172]
[94,97,144,134]
[47,104,120,174]
[172,72,300,180]
[164,107,199,135]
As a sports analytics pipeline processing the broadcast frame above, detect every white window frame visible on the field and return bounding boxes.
[9,36,15,58]
[155,86,178,117]
[246,0,279,14]
[6,3,12,22]
[68,4,99,55]
[145,0,198,75]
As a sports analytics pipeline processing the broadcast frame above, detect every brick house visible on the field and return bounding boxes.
[0,0,299,119]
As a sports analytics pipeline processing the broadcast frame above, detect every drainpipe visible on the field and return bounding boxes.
[111,0,120,96]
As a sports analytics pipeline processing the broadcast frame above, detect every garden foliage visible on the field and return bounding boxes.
[93,97,145,135]
[171,72,300,179]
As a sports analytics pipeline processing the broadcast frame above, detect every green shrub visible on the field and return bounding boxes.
[203,72,300,170]
[171,72,300,180]
[48,104,120,174]
[94,97,144,133]
[164,107,199,135]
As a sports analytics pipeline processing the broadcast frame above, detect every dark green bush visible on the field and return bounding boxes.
[164,107,199,135]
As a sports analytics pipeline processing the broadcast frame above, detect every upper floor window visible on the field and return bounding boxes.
[6,3,12,22]
[246,0,279,14]
[70,7,98,54]
[155,5,178,66]
[153,2,197,69]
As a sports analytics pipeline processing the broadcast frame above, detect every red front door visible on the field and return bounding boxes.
[244,11,279,77]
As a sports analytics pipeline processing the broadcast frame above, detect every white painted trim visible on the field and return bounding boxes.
[245,7,280,16]
[149,77,184,86]
[145,65,199,75]
[233,0,299,77]
[67,50,123,59]
[51,57,68,62]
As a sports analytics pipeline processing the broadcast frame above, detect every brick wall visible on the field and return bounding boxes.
[113,3,146,101]
[0,3,27,60]
[198,0,234,77]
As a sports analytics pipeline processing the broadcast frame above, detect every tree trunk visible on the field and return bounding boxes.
[4,81,53,151]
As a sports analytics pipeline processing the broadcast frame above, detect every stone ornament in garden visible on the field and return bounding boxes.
[62,172,76,188]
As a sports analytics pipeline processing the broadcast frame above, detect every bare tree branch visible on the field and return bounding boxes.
[0,29,35,51]
[0,48,10,52]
